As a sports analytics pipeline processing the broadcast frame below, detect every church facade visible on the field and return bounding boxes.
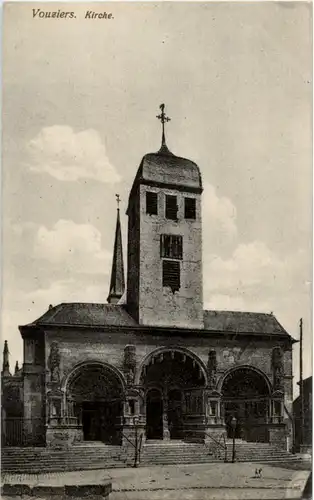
[2,106,295,456]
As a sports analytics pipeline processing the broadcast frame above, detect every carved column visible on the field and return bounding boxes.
[123,345,136,387]
[47,389,63,425]
[46,342,63,425]
[204,349,226,446]
[162,389,170,440]
[207,349,217,390]
[272,347,284,392]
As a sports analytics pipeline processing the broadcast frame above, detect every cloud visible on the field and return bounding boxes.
[202,183,238,256]
[1,279,108,367]
[26,126,121,183]
[23,279,108,309]
[33,220,112,274]
[205,241,282,293]
[205,242,309,295]
[204,241,311,337]
[202,183,238,240]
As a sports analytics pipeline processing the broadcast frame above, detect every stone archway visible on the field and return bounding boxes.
[66,362,125,445]
[139,348,206,441]
[220,366,271,443]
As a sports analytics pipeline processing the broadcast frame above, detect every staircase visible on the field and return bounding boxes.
[141,440,224,465]
[225,440,303,463]
[1,442,125,473]
[2,440,303,473]
[140,439,303,466]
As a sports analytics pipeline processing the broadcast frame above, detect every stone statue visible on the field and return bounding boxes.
[48,342,61,383]
[123,345,136,385]
[272,347,284,390]
[126,367,135,385]
[207,349,217,389]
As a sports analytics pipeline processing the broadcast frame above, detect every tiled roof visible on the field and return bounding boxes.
[30,303,138,327]
[24,303,289,337]
[203,310,288,335]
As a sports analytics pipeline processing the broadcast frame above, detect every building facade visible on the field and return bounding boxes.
[293,376,312,453]
[2,107,295,454]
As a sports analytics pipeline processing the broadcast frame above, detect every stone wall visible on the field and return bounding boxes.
[23,335,46,444]
[45,328,292,401]
[40,327,294,450]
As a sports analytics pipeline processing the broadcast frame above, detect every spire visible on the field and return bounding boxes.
[156,103,172,155]
[2,340,11,377]
[107,195,125,304]
[15,361,19,375]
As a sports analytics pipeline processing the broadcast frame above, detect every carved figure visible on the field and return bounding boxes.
[272,347,284,390]
[123,345,136,385]
[48,342,61,383]
[126,367,135,385]
[207,349,217,389]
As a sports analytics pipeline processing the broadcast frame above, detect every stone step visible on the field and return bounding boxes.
[2,442,302,473]
[141,442,301,466]
[1,445,125,473]
[1,460,126,473]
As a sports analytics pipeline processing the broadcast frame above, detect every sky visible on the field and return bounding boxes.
[2,2,312,396]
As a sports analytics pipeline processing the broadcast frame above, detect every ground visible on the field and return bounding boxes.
[1,462,311,500]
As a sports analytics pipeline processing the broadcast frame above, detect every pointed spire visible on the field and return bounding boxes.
[107,195,125,304]
[15,361,19,375]
[2,340,11,377]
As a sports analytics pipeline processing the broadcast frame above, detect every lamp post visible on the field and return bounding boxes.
[133,416,139,468]
[231,416,237,463]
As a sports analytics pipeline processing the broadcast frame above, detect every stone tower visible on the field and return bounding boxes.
[126,104,204,328]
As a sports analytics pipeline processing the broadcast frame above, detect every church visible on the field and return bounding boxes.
[2,105,295,464]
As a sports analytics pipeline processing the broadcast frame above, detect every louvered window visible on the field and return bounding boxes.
[160,234,183,260]
[146,191,158,215]
[165,195,178,220]
[162,260,180,292]
[184,197,196,219]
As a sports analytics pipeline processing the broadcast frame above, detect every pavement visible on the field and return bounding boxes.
[1,462,311,499]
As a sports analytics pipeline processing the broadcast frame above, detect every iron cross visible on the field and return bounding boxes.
[156,104,171,146]
[115,194,121,209]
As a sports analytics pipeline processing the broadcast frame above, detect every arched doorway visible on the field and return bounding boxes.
[66,363,124,445]
[146,389,163,439]
[168,388,184,439]
[221,367,271,443]
[140,349,206,441]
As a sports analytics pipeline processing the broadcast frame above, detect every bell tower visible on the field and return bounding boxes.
[126,105,204,329]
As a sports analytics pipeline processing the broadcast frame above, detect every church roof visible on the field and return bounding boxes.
[136,148,202,191]
[203,310,287,335]
[22,303,291,338]
[28,303,138,328]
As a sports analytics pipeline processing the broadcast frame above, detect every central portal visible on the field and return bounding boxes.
[141,349,206,441]
[146,389,163,439]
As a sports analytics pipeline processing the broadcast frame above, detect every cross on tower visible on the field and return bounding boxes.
[156,103,171,147]
[115,193,121,209]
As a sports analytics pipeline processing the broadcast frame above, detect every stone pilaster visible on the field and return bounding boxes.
[162,390,170,440]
